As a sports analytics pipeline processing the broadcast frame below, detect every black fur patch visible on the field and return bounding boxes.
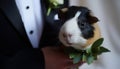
[78,18,94,39]
[77,7,95,39]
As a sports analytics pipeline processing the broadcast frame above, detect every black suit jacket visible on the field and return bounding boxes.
[0,0,68,69]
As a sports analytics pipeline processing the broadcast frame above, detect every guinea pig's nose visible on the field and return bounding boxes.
[63,33,72,38]
[68,34,72,38]
[63,33,73,45]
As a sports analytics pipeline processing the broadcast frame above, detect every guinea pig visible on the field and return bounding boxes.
[58,6,101,50]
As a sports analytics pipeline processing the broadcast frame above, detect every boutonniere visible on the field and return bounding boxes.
[64,38,110,64]
[47,0,64,16]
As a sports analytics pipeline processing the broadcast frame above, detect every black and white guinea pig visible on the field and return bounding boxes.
[58,6,101,50]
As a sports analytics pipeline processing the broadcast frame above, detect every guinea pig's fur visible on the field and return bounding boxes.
[59,6,101,50]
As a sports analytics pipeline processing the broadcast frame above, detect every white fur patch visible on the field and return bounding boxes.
[74,11,81,18]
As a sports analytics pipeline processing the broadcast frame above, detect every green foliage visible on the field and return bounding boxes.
[64,38,110,65]
[73,54,81,64]
[87,55,94,64]
[47,0,63,15]
[92,38,104,48]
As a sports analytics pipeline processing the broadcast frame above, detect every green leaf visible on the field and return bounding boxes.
[47,8,51,16]
[93,55,98,60]
[87,55,94,64]
[53,2,58,7]
[82,54,87,62]
[86,48,92,54]
[73,55,82,64]
[92,47,99,54]
[92,38,104,48]
[69,53,77,59]
[100,47,110,52]
[98,47,110,55]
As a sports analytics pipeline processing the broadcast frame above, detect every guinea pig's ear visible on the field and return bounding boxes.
[87,13,99,24]
[58,8,68,21]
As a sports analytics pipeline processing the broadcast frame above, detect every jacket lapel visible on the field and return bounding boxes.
[0,0,32,46]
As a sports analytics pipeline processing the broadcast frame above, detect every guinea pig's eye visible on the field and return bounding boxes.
[78,21,86,29]
[80,22,85,26]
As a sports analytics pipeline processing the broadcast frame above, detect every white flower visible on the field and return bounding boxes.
[49,0,64,6]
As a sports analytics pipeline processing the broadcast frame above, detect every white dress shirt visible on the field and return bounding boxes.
[15,0,43,48]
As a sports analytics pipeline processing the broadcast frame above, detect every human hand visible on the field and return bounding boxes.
[42,46,84,69]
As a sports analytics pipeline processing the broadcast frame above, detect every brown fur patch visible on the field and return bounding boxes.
[83,23,101,48]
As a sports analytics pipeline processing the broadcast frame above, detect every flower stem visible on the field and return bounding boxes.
[47,7,51,16]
